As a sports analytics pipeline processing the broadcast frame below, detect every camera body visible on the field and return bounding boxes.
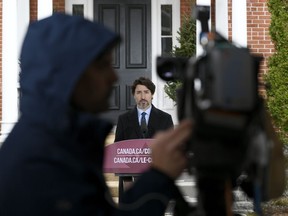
[157,6,262,179]
[157,34,261,175]
[157,6,285,216]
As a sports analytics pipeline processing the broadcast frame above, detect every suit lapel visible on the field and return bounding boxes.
[130,107,142,138]
[147,105,158,138]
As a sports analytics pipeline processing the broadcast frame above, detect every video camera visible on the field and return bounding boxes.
[157,5,274,216]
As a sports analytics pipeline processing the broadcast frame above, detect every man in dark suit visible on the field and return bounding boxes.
[115,77,174,202]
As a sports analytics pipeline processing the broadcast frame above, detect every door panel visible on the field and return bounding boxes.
[94,0,151,124]
[126,5,147,68]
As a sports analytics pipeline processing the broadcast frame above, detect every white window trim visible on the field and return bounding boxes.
[152,0,180,124]
[232,0,247,47]
[38,0,53,20]
[215,0,228,40]
[0,0,30,144]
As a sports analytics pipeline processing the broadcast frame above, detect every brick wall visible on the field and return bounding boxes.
[180,0,195,20]
[247,0,272,97]
[180,0,272,97]
[30,0,65,22]
[30,0,37,22]
[211,0,215,30]
[228,0,232,40]
[53,0,65,13]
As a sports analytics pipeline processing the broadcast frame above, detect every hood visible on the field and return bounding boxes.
[19,13,120,130]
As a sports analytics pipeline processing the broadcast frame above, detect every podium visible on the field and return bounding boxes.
[103,139,153,173]
[103,139,153,201]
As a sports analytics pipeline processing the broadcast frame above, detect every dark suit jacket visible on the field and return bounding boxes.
[115,105,173,142]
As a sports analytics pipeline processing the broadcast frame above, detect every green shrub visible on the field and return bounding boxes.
[265,0,288,144]
[173,15,196,58]
[164,14,196,103]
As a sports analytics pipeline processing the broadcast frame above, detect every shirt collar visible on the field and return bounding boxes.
[137,105,152,116]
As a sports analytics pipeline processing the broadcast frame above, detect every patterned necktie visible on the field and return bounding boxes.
[140,112,147,138]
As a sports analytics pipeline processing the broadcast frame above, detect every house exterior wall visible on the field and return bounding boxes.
[181,0,195,17]
[228,0,232,40]
[1,0,26,143]
[30,0,37,21]
[183,0,271,96]
[53,0,65,13]
[247,1,273,97]
[0,0,2,130]
[26,0,275,91]
[0,0,275,142]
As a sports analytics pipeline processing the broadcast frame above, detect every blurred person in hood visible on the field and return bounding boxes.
[0,13,192,216]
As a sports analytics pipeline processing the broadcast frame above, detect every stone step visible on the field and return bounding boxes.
[105,173,119,199]
[104,173,119,181]
[107,180,119,198]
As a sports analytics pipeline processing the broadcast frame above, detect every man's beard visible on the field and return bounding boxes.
[138,100,150,110]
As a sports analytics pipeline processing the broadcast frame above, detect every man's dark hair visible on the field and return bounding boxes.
[132,77,156,95]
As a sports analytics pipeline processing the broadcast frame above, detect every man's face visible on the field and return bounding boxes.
[71,51,118,113]
[134,84,153,110]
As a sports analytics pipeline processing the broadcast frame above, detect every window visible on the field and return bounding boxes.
[73,4,84,17]
[161,5,173,57]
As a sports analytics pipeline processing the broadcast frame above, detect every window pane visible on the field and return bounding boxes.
[161,5,172,36]
[161,37,172,57]
[73,5,84,17]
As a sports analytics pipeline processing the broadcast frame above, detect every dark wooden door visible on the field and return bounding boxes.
[94,0,151,124]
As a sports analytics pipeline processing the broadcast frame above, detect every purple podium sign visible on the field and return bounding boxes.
[103,139,153,174]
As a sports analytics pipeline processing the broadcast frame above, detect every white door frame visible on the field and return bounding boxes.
[152,0,181,124]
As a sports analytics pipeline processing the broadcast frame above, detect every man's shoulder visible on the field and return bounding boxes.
[152,106,172,118]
